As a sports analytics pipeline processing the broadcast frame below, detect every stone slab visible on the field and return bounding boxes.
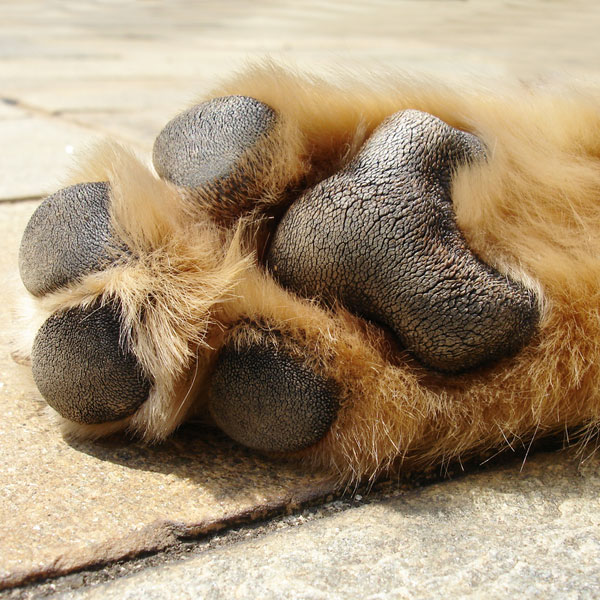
[2,0,600,89]
[56,450,600,600]
[0,110,101,201]
[0,202,335,591]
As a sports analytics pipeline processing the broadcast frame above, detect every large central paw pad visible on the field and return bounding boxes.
[267,110,539,373]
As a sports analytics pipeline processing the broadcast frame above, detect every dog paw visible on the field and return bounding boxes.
[16,90,540,460]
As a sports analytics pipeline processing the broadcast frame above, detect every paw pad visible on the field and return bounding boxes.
[267,110,539,373]
[153,95,277,189]
[209,333,339,453]
[19,182,117,296]
[31,303,151,424]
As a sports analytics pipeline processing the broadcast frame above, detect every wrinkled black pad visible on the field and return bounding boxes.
[19,182,117,296]
[31,303,151,424]
[209,335,339,453]
[268,110,539,373]
[152,95,276,189]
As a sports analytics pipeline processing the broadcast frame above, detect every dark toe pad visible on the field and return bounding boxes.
[19,181,119,296]
[208,331,339,453]
[152,95,277,190]
[31,303,151,424]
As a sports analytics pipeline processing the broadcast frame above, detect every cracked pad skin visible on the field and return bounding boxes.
[267,110,539,373]
[14,65,600,485]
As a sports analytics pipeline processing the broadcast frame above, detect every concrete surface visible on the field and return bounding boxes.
[0,107,100,200]
[1,0,600,597]
[52,450,600,600]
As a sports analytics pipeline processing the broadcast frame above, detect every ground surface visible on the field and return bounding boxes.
[2,1,600,598]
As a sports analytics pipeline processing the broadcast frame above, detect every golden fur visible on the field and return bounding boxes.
[14,64,600,484]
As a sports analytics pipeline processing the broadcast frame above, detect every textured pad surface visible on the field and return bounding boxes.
[31,303,151,424]
[209,334,339,453]
[19,182,117,296]
[152,95,276,189]
[268,110,539,373]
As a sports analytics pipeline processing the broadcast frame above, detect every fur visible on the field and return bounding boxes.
[14,63,600,485]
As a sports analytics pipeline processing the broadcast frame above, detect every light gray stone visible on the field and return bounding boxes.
[3,0,600,91]
[0,100,26,120]
[0,115,101,200]
[58,450,600,600]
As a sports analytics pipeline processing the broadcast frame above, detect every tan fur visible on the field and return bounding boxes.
[14,64,600,485]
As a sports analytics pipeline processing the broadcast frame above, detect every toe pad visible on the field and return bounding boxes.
[19,182,117,296]
[209,334,339,453]
[152,96,277,189]
[31,303,151,424]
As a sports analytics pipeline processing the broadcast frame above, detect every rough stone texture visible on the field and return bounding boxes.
[0,203,334,590]
[55,450,600,600]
